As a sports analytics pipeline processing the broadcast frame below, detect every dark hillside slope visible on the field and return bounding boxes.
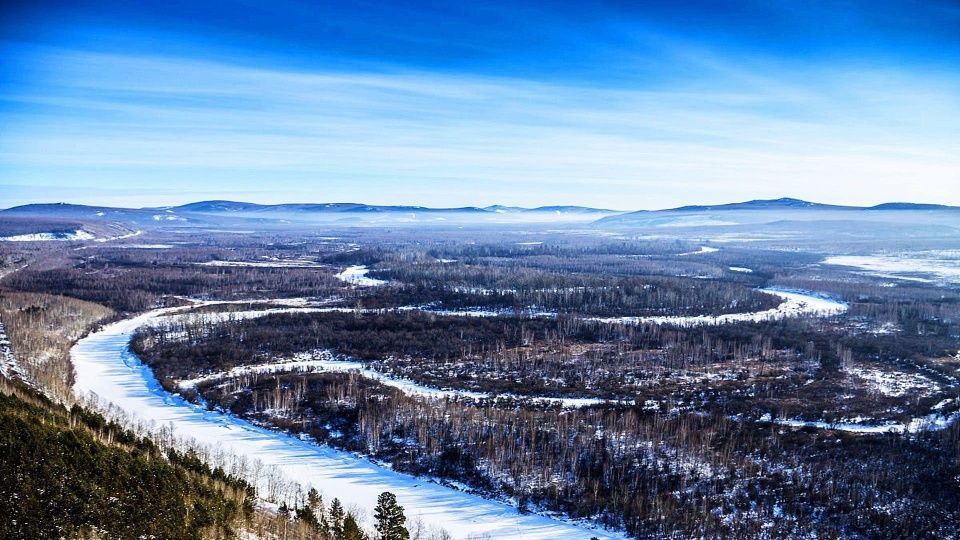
[0,381,255,540]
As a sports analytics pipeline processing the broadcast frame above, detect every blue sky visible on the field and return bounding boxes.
[1,0,958,209]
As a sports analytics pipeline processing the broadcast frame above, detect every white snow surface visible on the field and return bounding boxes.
[1,229,143,243]
[760,403,960,434]
[1,230,96,242]
[71,307,624,539]
[587,288,847,327]
[678,245,719,256]
[95,230,143,242]
[824,252,960,284]
[335,265,386,287]
[728,267,753,273]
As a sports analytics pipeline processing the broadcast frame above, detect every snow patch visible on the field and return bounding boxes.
[335,265,386,287]
[847,366,937,397]
[678,246,719,256]
[2,230,96,242]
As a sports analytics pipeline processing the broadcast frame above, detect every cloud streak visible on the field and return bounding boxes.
[1,37,958,208]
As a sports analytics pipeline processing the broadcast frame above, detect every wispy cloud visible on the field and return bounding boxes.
[1,41,958,208]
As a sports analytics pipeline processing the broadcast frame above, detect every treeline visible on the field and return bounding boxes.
[137,303,960,403]
[134,310,579,382]
[4,262,342,312]
[355,276,780,317]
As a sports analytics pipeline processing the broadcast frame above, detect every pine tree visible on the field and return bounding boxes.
[307,488,323,511]
[307,488,329,532]
[296,504,321,530]
[342,513,368,540]
[329,497,345,540]
[373,492,409,540]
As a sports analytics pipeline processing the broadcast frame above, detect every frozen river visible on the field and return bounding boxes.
[71,307,625,540]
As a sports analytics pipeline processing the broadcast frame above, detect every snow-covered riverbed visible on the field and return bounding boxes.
[177,351,612,408]
[71,308,625,540]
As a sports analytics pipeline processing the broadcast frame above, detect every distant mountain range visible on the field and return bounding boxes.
[0,200,620,222]
[595,198,960,227]
[1,198,957,229]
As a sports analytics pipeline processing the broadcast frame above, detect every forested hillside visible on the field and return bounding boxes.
[0,380,255,539]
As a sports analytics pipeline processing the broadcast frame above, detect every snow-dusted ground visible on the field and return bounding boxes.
[847,366,938,397]
[108,244,175,249]
[824,252,960,284]
[1,230,96,242]
[760,402,960,434]
[587,288,847,327]
[71,308,625,540]
[198,259,325,268]
[678,245,719,256]
[95,230,143,243]
[177,351,611,408]
[728,266,753,273]
[335,265,386,287]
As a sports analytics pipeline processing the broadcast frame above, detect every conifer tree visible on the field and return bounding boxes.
[329,497,345,539]
[373,492,409,540]
[342,513,367,540]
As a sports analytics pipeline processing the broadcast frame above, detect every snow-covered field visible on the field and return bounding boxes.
[824,252,960,284]
[335,265,386,286]
[1,230,96,242]
[1,229,143,243]
[588,288,847,327]
[847,366,938,397]
[71,308,625,540]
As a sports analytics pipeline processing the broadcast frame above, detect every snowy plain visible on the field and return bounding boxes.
[1,230,96,242]
[824,252,960,284]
